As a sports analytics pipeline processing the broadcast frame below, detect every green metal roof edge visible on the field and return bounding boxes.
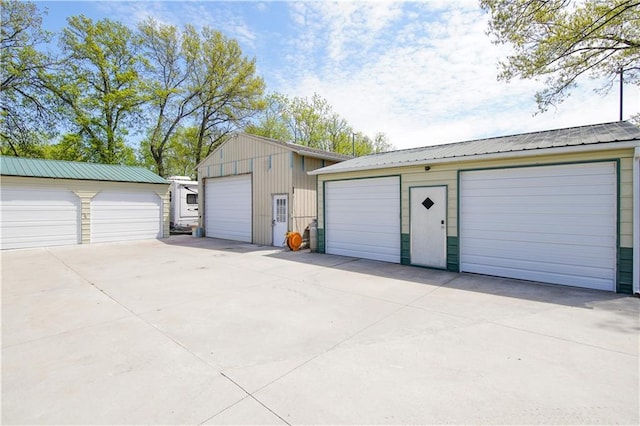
[0,156,168,184]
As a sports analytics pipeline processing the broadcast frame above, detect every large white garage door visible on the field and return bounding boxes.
[325,176,400,263]
[0,187,81,249]
[205,175,252,242]
[460,162,617,291]
[91,191,162,243]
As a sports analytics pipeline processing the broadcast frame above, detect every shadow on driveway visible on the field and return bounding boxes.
[162,235,636,312]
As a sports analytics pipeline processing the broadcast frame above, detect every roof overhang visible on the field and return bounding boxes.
[293,148,350,162]
[308,140,640,175]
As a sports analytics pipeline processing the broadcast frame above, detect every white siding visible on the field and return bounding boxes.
[325,177,400,263]
[460,162,617,291]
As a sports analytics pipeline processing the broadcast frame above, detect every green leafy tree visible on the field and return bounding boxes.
[190,27,266,166]
[45,15,146,164]
[138,19,202,177]
[139,125,199,178]
[481,0,640,112]
[246,92,394,155]
[0,0,57,157]
[244,93,291,141]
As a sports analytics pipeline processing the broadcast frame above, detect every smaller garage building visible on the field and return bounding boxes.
[197,133,349,246]
[311,121,640,294]
[1,156,169,250]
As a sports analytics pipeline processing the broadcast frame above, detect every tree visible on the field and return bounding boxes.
[481,0,640,112]
[246,92,394,155]
[0,0,57,157]
[244,93,291,141]
[45,15,146,164]
[190,27,266,166]
[138,19,202,176]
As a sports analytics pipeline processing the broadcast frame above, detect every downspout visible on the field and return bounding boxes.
[634,147,639,295]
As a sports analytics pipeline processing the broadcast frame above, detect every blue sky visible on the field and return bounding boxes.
[35,0,639,150]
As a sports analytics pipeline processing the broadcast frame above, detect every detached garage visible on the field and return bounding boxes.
[197,133,348,246]
[311,121,640,294]
[0,156,169,249]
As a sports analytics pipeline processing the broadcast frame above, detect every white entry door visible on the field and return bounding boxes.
[272,194,288,247]
[410,186,447,268]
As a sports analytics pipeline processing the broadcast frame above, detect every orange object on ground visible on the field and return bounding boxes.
[287,232,302,251]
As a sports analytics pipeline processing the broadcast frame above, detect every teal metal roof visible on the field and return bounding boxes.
[0,156,168,184]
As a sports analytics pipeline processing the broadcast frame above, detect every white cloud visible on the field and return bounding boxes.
[274,0,639,149]
[94,1,258,49]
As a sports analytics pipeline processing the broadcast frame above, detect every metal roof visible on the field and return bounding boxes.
[310,121,640,175]
[0,156,168,184]
[237,133,352,162]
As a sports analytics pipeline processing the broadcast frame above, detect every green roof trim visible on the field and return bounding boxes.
[0,156,167,184]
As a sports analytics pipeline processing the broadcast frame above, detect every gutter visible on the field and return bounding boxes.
[294,149,350,162]
[308,140,640,175]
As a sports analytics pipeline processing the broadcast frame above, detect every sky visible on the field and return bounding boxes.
[35,0,639,150]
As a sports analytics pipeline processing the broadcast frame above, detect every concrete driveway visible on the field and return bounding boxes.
[2,236,638,425]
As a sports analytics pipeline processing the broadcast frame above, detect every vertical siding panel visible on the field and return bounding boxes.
[196,133,347,245]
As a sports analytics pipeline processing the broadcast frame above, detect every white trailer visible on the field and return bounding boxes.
[169,176,199,229]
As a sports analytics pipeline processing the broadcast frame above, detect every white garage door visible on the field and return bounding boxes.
[205,175,252,242]
[91,191,162,243]
[0,187,81,249]
[460,162,617,291]
[325,176,400,263]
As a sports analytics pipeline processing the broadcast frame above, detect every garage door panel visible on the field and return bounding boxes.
[1,188,81,249]
[326,228,401,246]
[205,175,251,243]
[463,253,613,279]
[460,163,616,291]
[328,245,400,262]
[462,240,615,268]
[466,164,614,182]
[463,263,612,289]
[465,229,615,247]
[466,184,614,198]
[327,221,399,234]
[464,219,616,236]
[325,177,400,263]
[91,191,162,243]
[465,200,615,215]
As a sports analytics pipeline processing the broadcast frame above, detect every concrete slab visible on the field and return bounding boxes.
[202,396,287,425]
[2,316,247,424]
[140,277,401,392]
[0,248,84,296]
[255,308,638,424]
[1,285,130,347]
[2,236,638,425]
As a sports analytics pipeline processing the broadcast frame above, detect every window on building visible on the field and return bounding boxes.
[186,193,198,205]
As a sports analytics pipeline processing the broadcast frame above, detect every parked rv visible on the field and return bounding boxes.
[168,176,198,230]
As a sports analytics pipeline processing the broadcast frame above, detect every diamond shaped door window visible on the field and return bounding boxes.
[422,197,434,210]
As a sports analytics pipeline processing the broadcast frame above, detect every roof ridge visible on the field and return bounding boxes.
[358,121,639,158]
[233,132,352,159]
[2,156,152,170]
